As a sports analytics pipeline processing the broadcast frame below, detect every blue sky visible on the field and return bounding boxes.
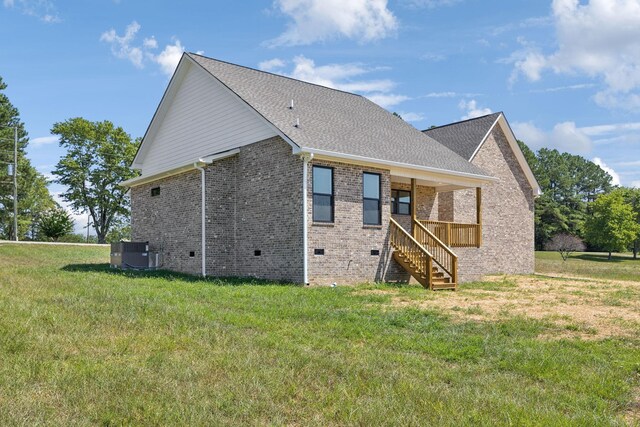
[2,0,640,232]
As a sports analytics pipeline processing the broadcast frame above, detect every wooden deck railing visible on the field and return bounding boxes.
[389,218,433,287]
[413,220,458,285]
[418,220,480,248]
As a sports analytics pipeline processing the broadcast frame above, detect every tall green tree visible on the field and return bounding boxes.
[51,118,139,243]
[518,141,615,249]
[618,187,640,259]
[585,190,640,260]
[0,76,55,239]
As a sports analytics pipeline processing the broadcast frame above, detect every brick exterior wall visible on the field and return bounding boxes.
[235,137,304,282]
[306,160,400,284]
[390,182,439,231]
[131,136,304,282]
[131,127,533,285]
[437,126,535,281]
[131,169,202,274]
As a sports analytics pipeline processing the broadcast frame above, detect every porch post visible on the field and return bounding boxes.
[476,187,482,247]
[411,178,417,236]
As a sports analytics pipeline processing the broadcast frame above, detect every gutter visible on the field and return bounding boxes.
[300,147,498,183]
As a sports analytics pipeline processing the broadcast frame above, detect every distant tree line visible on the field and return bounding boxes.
[519,141,640,259]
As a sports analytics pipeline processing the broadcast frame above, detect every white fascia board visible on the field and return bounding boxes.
[472,114,542,197]
[121,149,239,188]
[185,55,301,154]
[302,147,498,187]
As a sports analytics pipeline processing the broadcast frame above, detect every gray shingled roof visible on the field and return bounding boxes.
[188,53,491,178]
[422,113,502,160]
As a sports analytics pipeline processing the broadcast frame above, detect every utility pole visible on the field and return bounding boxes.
[86,212,91,243]
[13,126,18,241]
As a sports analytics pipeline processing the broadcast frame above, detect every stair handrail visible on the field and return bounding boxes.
[413,219,458,285]
[389,218,434,287]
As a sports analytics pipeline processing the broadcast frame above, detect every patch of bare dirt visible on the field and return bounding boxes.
[625,386,640,426]
[362,275,640,340]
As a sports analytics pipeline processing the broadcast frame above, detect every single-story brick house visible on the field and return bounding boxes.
[122,53,540,290]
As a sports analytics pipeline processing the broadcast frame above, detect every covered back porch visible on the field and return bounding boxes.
[387,174,485,290]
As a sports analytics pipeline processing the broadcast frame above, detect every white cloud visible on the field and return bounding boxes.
[258,58,286,72]
[551,122,593,154]
[100,22,199,77]
[151,40,185,76]
[402,0,461,8]
[426,92,457,98]
[31,136,58,146]
[512,121,593,154]
[143,37,158,49]
[459,99,492,120]
[366,93,410,108]
[422,53,446,62]
[618,160,640,167]
[592,157,621,186]
[490,16,552,37]
[511,122,548,149]
[264,55,410,109]
[396,111,425,122]
[529,83,596,93]
[632,180,640,188]
[100,21,145,68]
[580,121,640,137]
[268,0,398,46]
[3,0,61,22]
[511,0,640,111]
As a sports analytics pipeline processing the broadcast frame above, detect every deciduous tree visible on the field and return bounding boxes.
[545,233,585,261]
[618,187,640,259]
[51,118,139,243]
[585,190,640,260]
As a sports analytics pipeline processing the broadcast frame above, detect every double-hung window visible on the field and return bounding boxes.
[363,172,381,225]
[391,189,411,215]
[312,166,334,222]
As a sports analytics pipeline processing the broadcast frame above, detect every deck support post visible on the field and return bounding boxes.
[476,187,482,248]
[411,178,417,236]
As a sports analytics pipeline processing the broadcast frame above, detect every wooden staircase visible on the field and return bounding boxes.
[389,218,457,291]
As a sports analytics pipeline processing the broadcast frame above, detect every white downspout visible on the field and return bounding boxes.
[194,162,207,277]
[301,153,313,285]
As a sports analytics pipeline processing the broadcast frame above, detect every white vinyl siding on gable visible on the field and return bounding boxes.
[138,62,277,176]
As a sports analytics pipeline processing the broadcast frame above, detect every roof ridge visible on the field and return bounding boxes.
[187,52,366,99]
[422,112,502,132]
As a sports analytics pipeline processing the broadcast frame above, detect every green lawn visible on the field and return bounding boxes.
[536,251,640,281]
[0,244,639,425]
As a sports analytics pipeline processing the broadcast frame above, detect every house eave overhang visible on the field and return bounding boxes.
[121,149,240,188]
[301,147,498,188]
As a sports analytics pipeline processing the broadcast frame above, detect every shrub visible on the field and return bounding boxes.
[545,233,586,261]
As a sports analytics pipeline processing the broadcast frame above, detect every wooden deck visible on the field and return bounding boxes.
[390,180,482,291]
